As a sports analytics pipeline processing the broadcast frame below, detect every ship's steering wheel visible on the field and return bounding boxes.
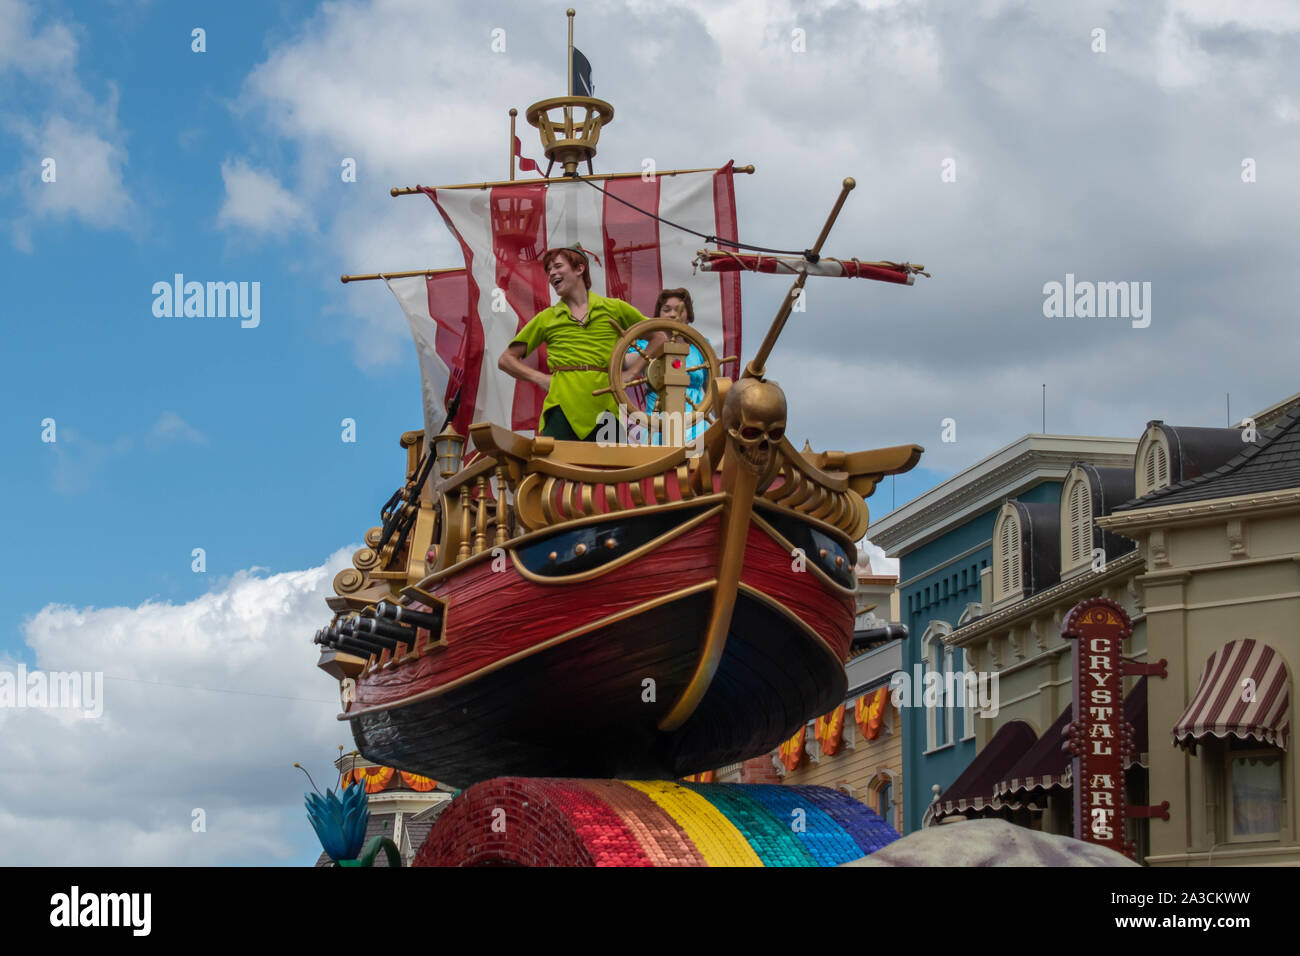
[601,318,725,421]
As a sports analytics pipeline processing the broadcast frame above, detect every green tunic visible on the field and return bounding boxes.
[510,292,648,439]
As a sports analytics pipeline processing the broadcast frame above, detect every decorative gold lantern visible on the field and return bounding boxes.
[434,423,465,478]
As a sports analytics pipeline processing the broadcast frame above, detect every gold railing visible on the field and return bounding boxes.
[329,422,919,602]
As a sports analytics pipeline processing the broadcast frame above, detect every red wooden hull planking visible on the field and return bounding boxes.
[342,507,856,785]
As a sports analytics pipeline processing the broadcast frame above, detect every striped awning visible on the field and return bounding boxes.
[992,679,1150,807]
[1173,640,1290,752]
[993,704,1073,799]
[933,721,1037,819]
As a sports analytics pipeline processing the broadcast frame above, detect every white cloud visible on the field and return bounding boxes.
[0,548,356,865]
[217,158,310,236]
[47,414,216,495]
[150,411,208,445]
[0,0,78,80]
[1,1,135,244]
[857,538,900,577]
[229,0,1300,481]
[13,113,133,228]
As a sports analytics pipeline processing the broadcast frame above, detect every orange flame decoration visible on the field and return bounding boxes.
[815,704,846,756]
[351,766,395,793]
[778,725,806,771]
[400,771,439,792]
[855,687,889,740]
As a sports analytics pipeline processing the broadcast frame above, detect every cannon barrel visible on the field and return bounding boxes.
[336,637,383,657]
[353,617,407,649]
[336,620,387,655]
[376,600,443,632]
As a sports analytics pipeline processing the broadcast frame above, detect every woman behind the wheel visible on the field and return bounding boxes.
[624,288,712,445]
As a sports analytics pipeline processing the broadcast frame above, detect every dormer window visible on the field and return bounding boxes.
[1061,468,1094,576]
[992,504,1023,605]
[1135,425,1172,497]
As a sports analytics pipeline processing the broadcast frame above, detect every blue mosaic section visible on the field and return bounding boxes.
[736,784,868,866]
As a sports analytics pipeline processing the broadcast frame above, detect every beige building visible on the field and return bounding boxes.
[1099,404,1300,866]
[934,392,1300,866]
[937,461,1153,847]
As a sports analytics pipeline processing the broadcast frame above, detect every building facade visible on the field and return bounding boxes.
[923,391,1300,866]
[1100,405,1300,865]
[866,434,1137,832]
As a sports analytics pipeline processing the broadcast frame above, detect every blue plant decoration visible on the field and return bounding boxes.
[309,781,370,863]
[298,759,370,863]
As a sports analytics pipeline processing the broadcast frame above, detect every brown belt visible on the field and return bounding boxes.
[550,365,607,373]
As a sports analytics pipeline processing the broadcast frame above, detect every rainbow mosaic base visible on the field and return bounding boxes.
[413,778,900,867]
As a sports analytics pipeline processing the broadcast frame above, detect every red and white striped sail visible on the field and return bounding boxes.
[385,269,481,446]
[695,250,926,286]
[392,165,741,443]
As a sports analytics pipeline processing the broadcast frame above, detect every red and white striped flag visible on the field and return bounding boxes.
[392,164,742,444]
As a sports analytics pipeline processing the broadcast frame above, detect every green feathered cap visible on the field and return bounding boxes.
[542,242,591,268]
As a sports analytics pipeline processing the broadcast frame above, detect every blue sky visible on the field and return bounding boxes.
[4,1,415,640]
[3,0,947,642]
[4,0,1299,865]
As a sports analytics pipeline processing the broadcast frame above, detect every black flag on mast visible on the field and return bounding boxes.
[572,48,594,96]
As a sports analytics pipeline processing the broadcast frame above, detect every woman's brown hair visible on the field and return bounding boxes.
[654,287,694,324]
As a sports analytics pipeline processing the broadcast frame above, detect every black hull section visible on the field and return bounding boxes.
[348,591,846,788]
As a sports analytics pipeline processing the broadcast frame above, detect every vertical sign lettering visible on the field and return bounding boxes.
[1062,597,1136,859]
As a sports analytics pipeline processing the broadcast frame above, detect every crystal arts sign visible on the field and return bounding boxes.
[1062,597,1168,861]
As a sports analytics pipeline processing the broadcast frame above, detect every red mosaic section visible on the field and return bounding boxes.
[531,779,651,867]
[575,780,707,867]
[413,778,596,867]
[413,778,710,867]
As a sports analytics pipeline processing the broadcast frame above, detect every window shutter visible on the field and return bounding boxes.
[1068,480,1091,565]
[1008,519,1021,595]
[997,511,1019,598]
[1143,442,1170,494]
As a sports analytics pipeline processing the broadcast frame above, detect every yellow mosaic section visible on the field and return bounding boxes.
[624,781,764,867]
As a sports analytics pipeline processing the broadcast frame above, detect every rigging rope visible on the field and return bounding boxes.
[570,172,820,261]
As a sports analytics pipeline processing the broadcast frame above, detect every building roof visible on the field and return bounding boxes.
[1249,389,1300,431]
[1149,422,1246,486]
[1007,499,1060,596]
[867,434,1136,556]
[402,820,435,859]
[1116,407,1300,511]
[1071,463,1137,561]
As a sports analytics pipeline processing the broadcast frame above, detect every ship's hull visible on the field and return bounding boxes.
[341,505,854,787]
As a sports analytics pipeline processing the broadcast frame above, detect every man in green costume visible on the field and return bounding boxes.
[497,244,661,441]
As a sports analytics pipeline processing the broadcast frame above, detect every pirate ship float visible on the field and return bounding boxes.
[314,12,926,791]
